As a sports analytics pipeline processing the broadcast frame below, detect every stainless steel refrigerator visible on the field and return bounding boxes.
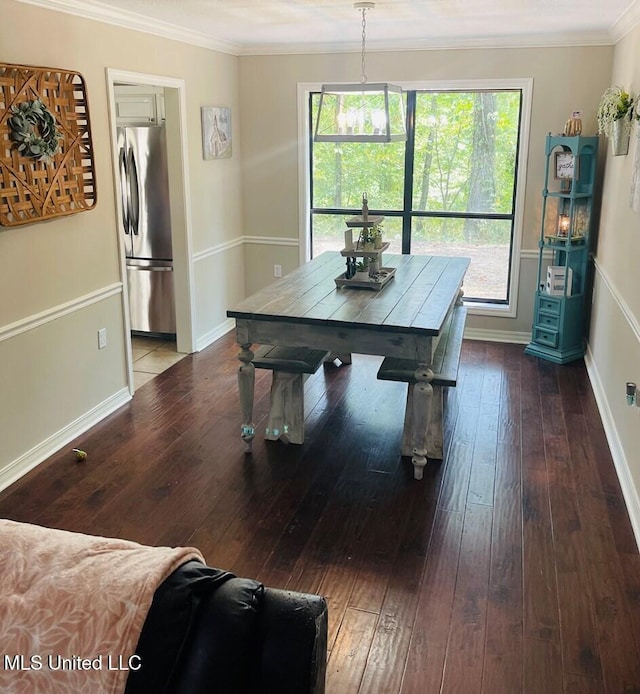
[117,125,176,336]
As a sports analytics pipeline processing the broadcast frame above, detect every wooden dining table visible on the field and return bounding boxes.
[227,251,469,478]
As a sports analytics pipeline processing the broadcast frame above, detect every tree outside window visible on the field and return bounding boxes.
[310,88,522,304]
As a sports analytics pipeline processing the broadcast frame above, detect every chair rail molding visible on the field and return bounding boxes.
[0,283,122,343]
[593,256,640,344]
[243,235,300,247]
[193,237,244,263]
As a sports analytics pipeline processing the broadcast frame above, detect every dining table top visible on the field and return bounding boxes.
[227,251,470,337]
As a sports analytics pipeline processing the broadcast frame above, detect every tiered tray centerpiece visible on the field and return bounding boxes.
[334,194,396,291]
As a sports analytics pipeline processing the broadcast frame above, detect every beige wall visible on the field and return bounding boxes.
[0,0,245,486]
[586,23,640,539]
[238,45,613,334]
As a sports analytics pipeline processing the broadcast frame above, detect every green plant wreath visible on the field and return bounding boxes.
[7,99,62,162]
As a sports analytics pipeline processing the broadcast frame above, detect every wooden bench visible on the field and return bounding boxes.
[377,304,467,465]
[252,345,330,445]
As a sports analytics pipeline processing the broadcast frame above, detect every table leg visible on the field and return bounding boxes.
[410,364,434,480]
[237,343,255,452]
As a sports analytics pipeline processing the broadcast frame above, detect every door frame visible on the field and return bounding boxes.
[106,69,196,393]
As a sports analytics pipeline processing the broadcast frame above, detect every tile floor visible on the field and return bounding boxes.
[131,335,186,390]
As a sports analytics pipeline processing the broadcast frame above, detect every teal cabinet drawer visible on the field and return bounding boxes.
[537,313,560,330]
[534,326,559,347]
[537,296,561,315]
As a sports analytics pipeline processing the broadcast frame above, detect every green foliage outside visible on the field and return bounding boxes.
[311,89,520,247]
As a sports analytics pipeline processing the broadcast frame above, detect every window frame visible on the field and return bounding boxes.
[297,78,533,318]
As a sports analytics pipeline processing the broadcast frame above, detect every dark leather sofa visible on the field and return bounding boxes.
[125,560,328,694]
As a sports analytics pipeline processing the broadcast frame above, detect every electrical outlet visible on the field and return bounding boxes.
[98,328,107,349]
[274,264,282,278]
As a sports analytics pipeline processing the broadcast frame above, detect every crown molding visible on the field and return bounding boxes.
[610,0,640,41]
[16,0,241,55]
[238,31,615,57]
[16,0,640,55]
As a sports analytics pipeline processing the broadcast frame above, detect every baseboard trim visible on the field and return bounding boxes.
[0,387,131,495]
[196,317,235,352]
[464,327,531,344]
[584,345,640,551]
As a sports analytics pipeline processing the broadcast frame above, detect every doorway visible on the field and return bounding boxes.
[106,69,195,394]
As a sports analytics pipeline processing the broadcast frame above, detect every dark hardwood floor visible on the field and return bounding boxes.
[2,334,639,693]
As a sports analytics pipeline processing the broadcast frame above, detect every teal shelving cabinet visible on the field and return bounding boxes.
[525,135,599,364]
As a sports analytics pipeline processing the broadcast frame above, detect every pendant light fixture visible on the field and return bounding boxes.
[314,2,406,143]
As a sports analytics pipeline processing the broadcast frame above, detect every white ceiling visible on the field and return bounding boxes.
[22,0,640,54]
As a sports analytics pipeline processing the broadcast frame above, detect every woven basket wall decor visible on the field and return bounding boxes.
[0,63,97,227]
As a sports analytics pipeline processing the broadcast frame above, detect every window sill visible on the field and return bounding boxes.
[465,300,516,319]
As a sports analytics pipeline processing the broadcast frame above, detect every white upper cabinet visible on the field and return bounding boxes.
[114,85,165,126]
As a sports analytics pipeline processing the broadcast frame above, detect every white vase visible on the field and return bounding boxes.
[354,271,370,281]
[610,118,630,156]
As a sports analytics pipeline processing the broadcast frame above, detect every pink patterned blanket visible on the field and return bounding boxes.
[0,519,204,693]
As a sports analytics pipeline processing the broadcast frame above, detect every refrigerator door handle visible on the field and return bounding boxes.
[127,265,174,272]
[127,146,141,236]
[118,146,130,234]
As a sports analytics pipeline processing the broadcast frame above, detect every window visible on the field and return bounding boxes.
[307,81,531,310]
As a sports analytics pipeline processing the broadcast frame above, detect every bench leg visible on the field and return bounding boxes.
[401,385,444,460]
[265,372,305,445]
[237,344,256,453]
[409,365,435,481]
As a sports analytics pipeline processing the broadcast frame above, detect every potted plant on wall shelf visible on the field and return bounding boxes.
[597,86,635,155]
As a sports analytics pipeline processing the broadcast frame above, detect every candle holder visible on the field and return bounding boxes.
[557,214,570,237]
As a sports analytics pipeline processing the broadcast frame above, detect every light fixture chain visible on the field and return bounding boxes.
[360,7,367,84]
